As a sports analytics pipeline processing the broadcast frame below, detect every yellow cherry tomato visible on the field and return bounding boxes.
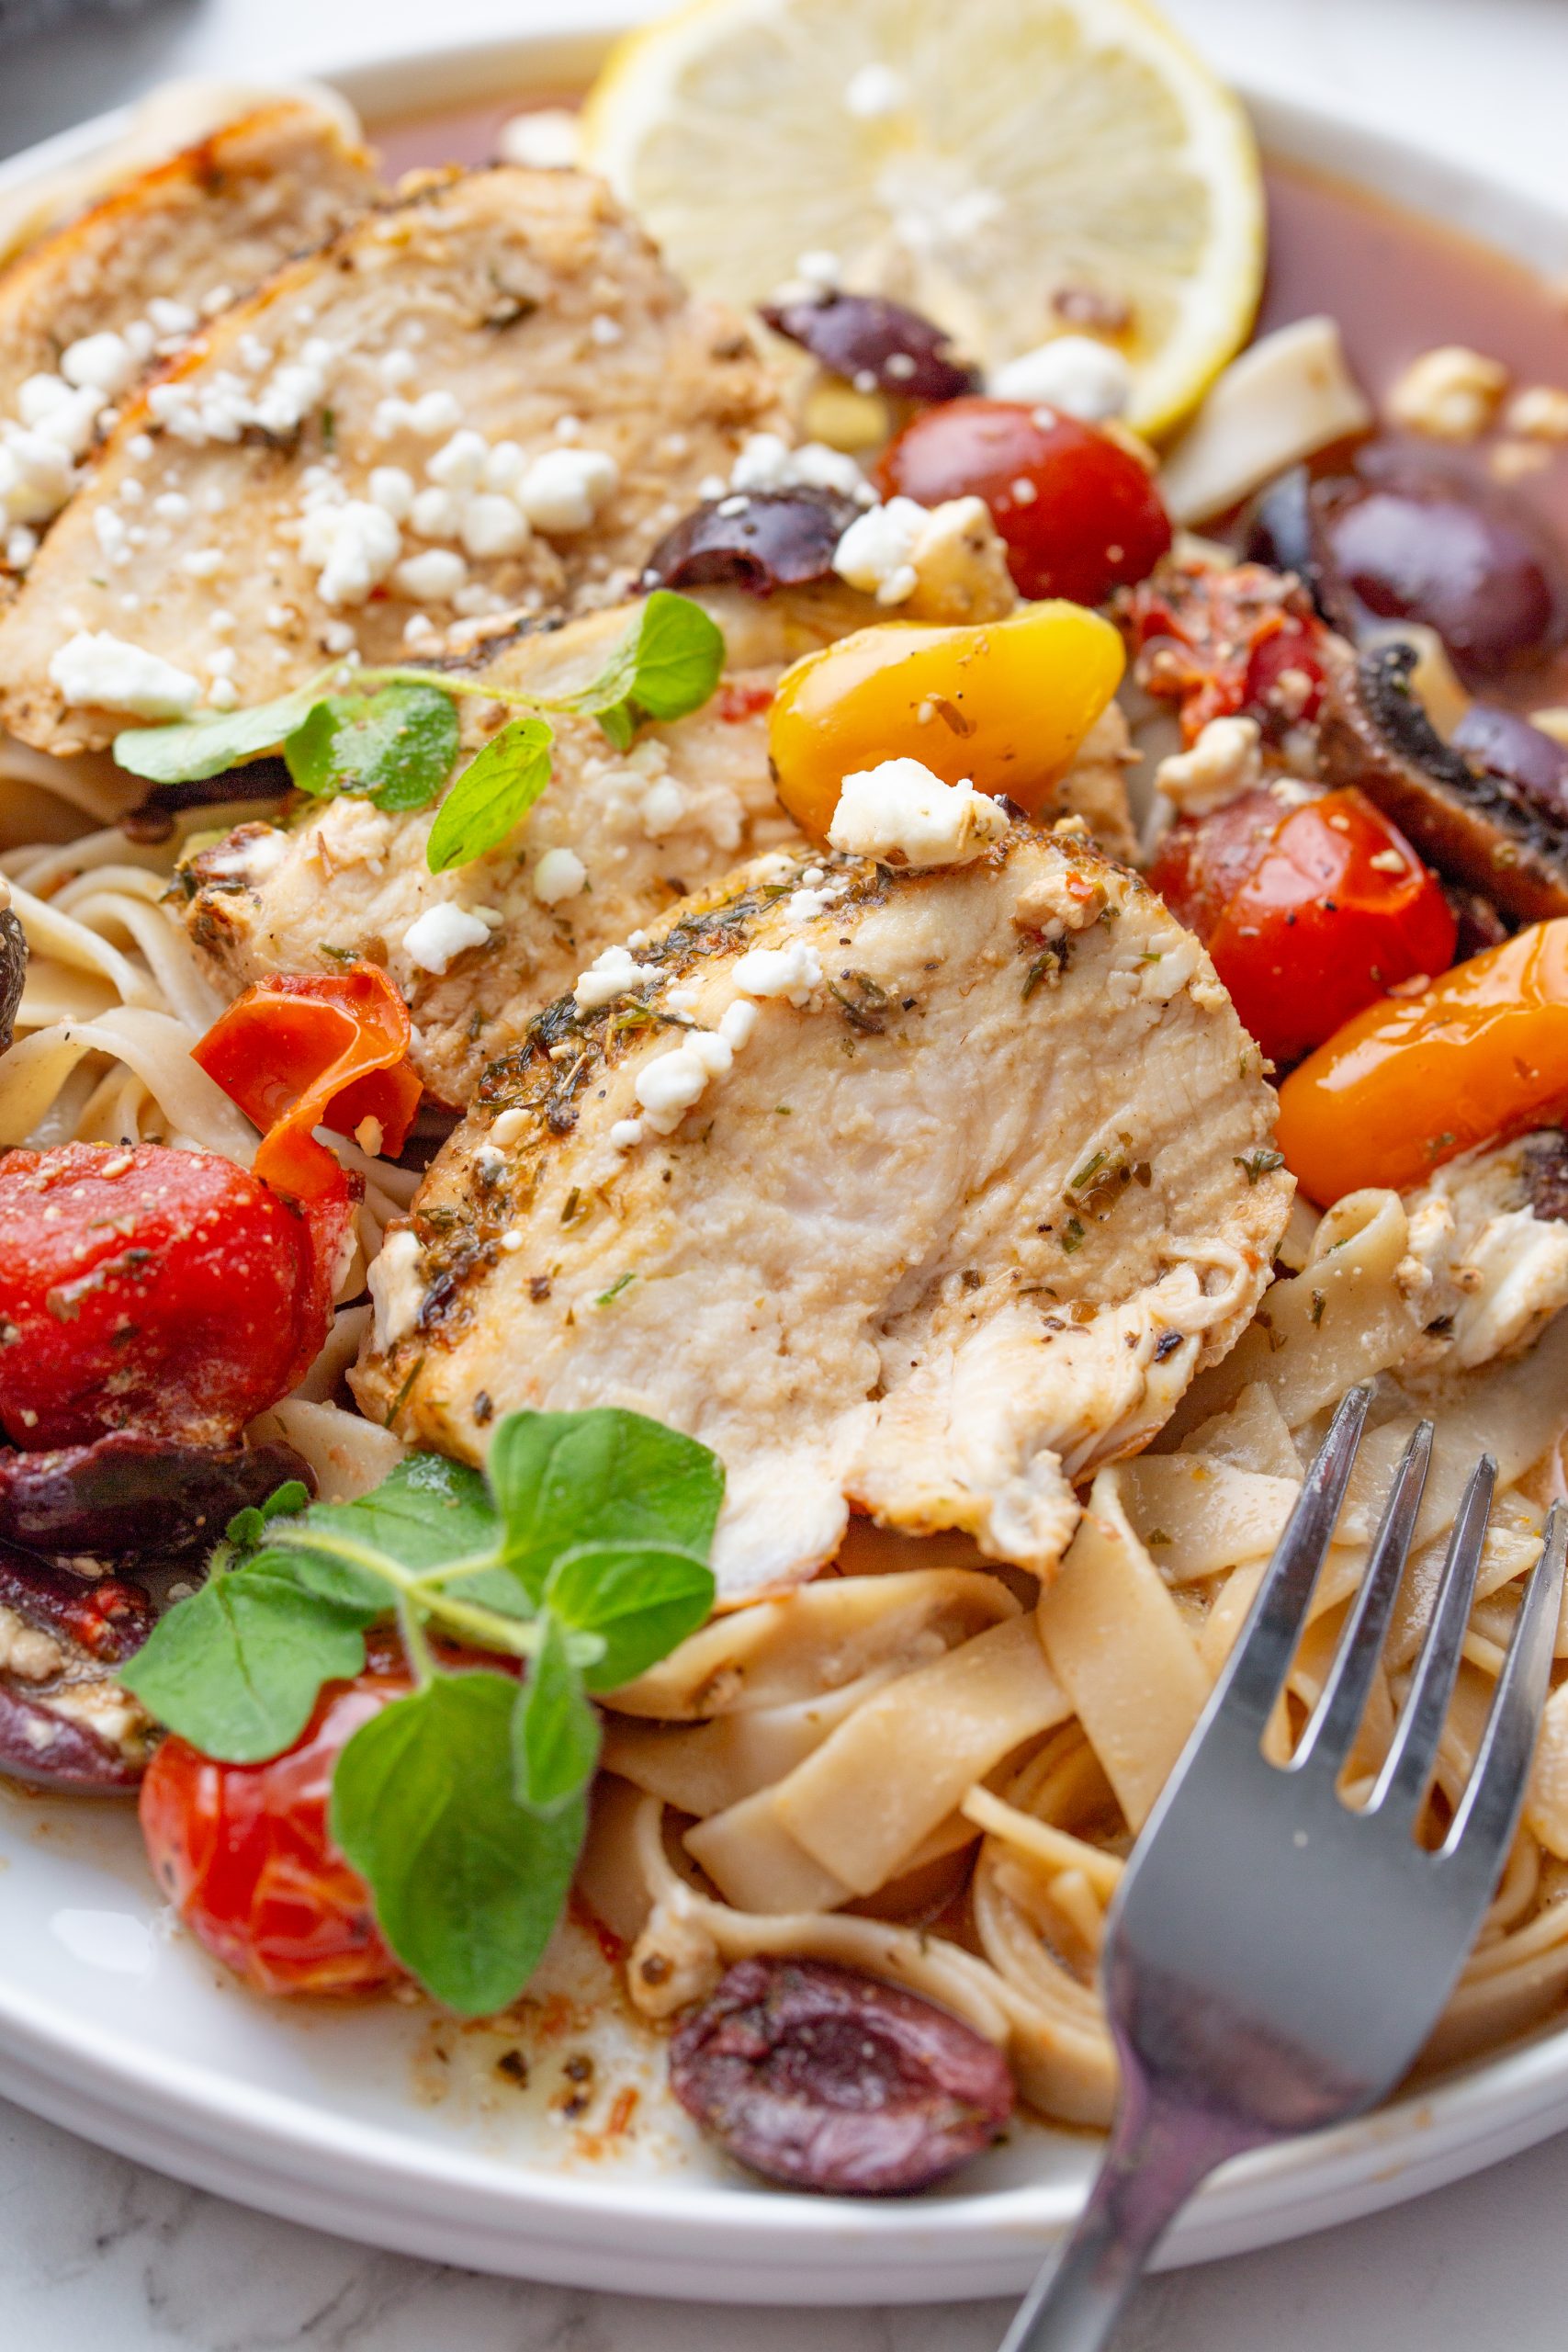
[766,601,1126,842]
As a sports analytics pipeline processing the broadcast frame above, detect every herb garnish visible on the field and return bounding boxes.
[121,1408,721,2015]
[111,591,726,868]
[1235,1148,1286,1185]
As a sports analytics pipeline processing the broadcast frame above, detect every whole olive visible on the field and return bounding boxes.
[1452,701,1568,817]
[1312,463,1566,683]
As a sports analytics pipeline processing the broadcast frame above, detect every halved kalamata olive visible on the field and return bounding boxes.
[1241,464,1316,585]
[669,1955,1013,2195]
[0,1536,155,1792]
[1311,463,1567,684]
[1319,638,1568,923]
[641,489,861,598]
[760,292,978,404]
[120,757,293,845]
[0,1433,313,1562]
[0,903,24,1054]
[1451,704,1568,817]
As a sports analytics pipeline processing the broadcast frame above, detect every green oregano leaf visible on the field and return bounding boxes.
[425,715,555,874]
[511,1614,602,1812]
[112,667,337,783]
[330,1671,585,2016]
[119,1557,377,1762]
[560,589,725,751]
[486,1407,724,1603]
[542,1540,716,1690]
[285,680,460,813]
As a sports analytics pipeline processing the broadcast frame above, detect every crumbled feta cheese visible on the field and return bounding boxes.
[393,547,468,603]
[208,678,240,709]
[410,485,461,540]
[460,492,532,559]
[635,1029,735,1134]
[60,330,139,398]
[1403,1140,1568,1369]
[843,61,908,117]
[48,629,199,718]
[732,941,823,1005]
[378,348,419,389]
[574,943,660,1011]
[409,390,462,437]
[496,107,581,171]
[321,620,356,656]
[988,336,1132,420]
[832,495,929,603]
[153,490,191,522]
[589,313,624,347]
[368,465,415,519]
[368,1228,425,1349]
[719,1000,758,1049]
[401,902,494,975]
[147,296,197,339]
[428,429,490,491]
[610,1118,645,1150]
[1154,716,1264,817]
[1387,345,1507,442]
[485,440,526,492]
[299,498,401,607]
[5,525,38,569]
[533,846,588,905]
[180,547,224,579]
[828,756,1009,866]
[516,447,619,535]
[795,250,842,290]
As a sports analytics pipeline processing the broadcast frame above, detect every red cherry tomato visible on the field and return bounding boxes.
[140,1663,410,1997]
[1145,786,1287,944]
[1153,786,1457,1067]
[874,397,1171,605]
[1124,562,1329,742]
[0,1142,325,1450]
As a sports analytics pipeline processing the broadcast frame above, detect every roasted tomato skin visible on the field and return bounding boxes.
[1149,786,1456,1066]
[140,1665,409,1997]
[875,397,1171,605]
[0,1142,323,1450]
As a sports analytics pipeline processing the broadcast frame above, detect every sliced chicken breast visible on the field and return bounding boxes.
[178,589,1137,1108]
[350,827,1289,1596]
[0,101,379,590]
[0,167,784,754]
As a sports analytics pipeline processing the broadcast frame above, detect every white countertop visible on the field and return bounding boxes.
[6,1,1568,2344]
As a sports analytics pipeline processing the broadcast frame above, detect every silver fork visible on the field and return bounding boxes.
[1000,1385,1568,2352]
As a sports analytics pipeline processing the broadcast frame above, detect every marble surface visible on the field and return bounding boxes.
[6,1,1568,2344]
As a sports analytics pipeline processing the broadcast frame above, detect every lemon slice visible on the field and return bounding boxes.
[581,0,1264,438]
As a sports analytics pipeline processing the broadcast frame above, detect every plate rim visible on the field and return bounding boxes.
[3,20,1568,2301]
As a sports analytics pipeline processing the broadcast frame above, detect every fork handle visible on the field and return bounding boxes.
[998,2085,1256,2352]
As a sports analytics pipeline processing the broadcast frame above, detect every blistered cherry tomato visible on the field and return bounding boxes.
[1277,919,1568,1204]
[0,1142,324,1450]
[1145,786,1286,944]
[875,398,1171,605]
[140,1663,410,1997]
[1150,787,1456,1067]
[767,602,1123,839]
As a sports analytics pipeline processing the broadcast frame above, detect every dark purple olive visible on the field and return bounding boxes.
[1452,703,1568,817]
[0,1432,313,1562]
[0,904,23,1054]
[670,1955,1014,2195]
[1312,462,1567,683]
[0,1537,155,1792]
[1242,465,1315,584]
[760,291,978,404]
[641,488,860,598]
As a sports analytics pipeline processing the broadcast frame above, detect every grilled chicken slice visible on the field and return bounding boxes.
[0,101,379,592]
[0,168,784,754]
[177,591,1137,1109]
[351,828,1289,1596]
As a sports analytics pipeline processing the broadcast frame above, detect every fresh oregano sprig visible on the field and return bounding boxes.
[121,1407,721,2016]
[110,591,726,872]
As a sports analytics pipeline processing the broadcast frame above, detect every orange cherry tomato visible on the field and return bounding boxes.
[1276,920,1568,1204]
[194,963,421,1206]
[140,1662,410,1997]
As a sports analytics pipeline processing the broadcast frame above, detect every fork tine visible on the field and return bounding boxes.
[1294,1419,1433,1778]
[1369,1453,1495,1823]
[1216,1385,1371,1732]
[1443,1500,1568,1885]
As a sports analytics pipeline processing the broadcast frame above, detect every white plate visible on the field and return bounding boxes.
[5,27,1568,2306]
